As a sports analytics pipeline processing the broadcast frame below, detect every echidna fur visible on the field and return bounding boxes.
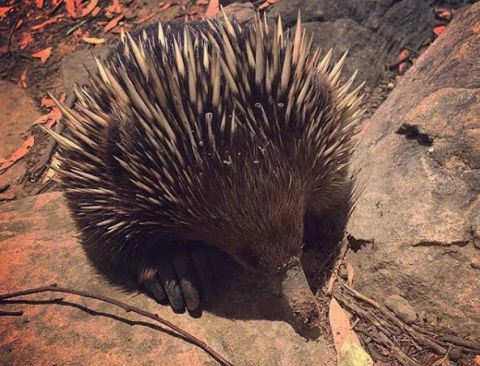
[47,12,363,318]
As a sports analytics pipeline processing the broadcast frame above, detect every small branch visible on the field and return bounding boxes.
[0,309,23,316]
[0,284,233,366]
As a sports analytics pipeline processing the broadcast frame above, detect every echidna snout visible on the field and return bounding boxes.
[272,261,320,329]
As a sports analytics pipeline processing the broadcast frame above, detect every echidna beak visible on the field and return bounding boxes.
[275,262,320,330]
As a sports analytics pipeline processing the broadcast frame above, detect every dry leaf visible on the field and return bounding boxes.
[32,47,52,63]
[41,96,56,108]
[433,25,446,37]
[475,355,480,365]
[91,6,101,16]
[19,68,28,88]
[205,0,219,18]
[0,136,35,172]
[106,0,121,14]
[159,1,173,10]
[18,32,33,49]
[0,6,13,18]
[36,0,44,9]
[81,0,98,16]
[15,19,24,30]
[258,0,280,10]
[329,298,360,350]
[104,14,124,33]
[65,0,83,17]
[329,298,373,366]
[30,15,62,31]
[345,261,355,286]
[398,48,409,60]
[33,108,62,129]
[81,36,105,44]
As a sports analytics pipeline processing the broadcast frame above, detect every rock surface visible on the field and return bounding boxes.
[268,0,439,87]
[0,192,335,365]
[347,3,480,336]
[384,295,417,324]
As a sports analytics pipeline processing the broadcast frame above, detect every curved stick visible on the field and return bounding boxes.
[0,284,233,366]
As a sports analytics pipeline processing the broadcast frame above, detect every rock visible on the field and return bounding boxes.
[346,3,480,336]
[384,295,417,324]
[61,47,110,95]
[267,0,440,87]
[224,2,255,26]
[471,258,480,270]
[0,192,335,365]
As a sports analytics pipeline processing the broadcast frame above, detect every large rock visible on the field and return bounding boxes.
[347,3,480,336]
[268,0,439,87]
[0,192,335,365]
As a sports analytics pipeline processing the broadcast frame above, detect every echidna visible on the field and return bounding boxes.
[48,12,363,329]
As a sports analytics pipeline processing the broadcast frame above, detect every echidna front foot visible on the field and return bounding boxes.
[138,247,220,313]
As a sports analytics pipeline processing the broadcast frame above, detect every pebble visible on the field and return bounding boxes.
[471,258,480,270]
[387,82,395,89]
[473,235,480,250]
[384,295,417,323]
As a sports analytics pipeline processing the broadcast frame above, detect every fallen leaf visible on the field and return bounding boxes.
[33,108,62,129]
[81,36,105,44]
[32,47,52,63]
[91,6,101,16]
[65,0,83,17]
[30,15,62,31]
[106,0,121,14]
[0,136,35,172]
[18,32,33,49]
[398,48,409,60]
[398,62,408,74]
[258,0,280,10]
[159,1,172,10]
[433,25,446,37]
[36,0,44,8]
[41,96,56,108]
[81,0,98,16]
[434,8,452,20]
[345,261,355,286]
[15,19,23,30]
[0,6,13,18]
[329,298,373,366]
[104,14,124,33]
[205,0,219,18]
[19,68,28,88]
[475,355,480,365]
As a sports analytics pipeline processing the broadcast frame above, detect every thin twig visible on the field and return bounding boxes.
[324,236,349,295]
[0,309,24,316]
[0,284,233,366]
[341,283,447,354]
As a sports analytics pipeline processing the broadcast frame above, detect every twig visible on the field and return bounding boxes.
[438,335,480,351]
[0,309,23,316]
[66,19,88,35]
[0,284,233,366]
[324,235,349,295]
[341,283,447,354]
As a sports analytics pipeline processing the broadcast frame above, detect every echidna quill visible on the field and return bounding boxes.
[47,12,363,329]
